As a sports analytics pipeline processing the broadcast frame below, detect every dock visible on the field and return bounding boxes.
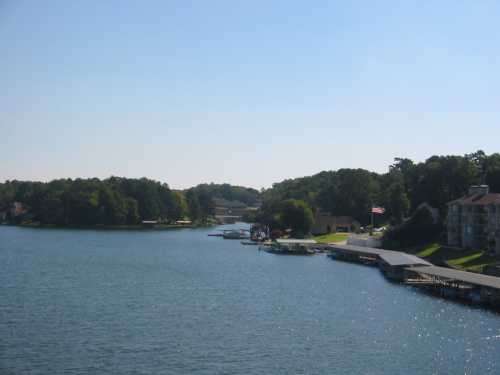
[329,244,500,307]
[406,265,500,305]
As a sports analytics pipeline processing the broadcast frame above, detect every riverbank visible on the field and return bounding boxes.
[2,222,215,230]
[329,244,500,309]
[403,242,500,274]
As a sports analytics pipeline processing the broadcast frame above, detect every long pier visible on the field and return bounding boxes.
[329,244,500,307]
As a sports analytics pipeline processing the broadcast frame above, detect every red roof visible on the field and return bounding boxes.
[448,193,500,206]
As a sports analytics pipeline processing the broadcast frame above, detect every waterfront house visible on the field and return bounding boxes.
[213,198,249,223]
[10,202,28,218]
[447,185,500,254]
[311,212,358,235]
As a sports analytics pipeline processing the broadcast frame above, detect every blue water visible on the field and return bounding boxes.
[1,224,499,374]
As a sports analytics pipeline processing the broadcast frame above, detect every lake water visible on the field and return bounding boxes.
[1,224,499,374]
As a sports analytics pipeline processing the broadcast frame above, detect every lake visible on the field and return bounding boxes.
[1,224,499,374]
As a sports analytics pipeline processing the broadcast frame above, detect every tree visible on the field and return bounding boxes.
[171,191,189,221]
[318,169,380,224]
[466,150,487,184]
[125,198,140,224]
[278,199,314,237]
[185,190,201,221]
[485,153,500,193]
[386,182,409,224]
[382,206,443,249]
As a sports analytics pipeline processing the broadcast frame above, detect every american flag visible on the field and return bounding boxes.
[371,207,385,214]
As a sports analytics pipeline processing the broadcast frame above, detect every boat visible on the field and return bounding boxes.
[259,241,314,255]
[241,241,259,245]
[222,229,250,240]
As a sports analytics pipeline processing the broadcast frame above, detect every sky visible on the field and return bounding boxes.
[1,0,500,189]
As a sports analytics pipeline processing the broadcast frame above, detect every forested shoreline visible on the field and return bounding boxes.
[1,150,499,232]
[0,178,260,227]
[256,150,500,228]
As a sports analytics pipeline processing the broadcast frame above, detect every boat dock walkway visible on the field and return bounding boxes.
[329,244,500,307]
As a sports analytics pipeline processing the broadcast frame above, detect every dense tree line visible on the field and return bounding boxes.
[0,178,181,225]
[2,151,499,230]
[257,150,500,228]
[0,178,262,226]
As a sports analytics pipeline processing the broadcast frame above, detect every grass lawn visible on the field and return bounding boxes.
[415,243,442,257]
[313,232,349,244]
[404,242,500,273]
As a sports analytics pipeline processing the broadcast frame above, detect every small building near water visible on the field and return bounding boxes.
[311,212,358,235]
[213,198,251,224]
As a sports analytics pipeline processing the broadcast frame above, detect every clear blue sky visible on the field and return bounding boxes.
[1,1,499,189]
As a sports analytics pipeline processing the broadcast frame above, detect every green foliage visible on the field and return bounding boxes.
[241,209,257,223]
[171,191,189,221]
[406,243,500,273]
[382,207,443,249]
[257,150,497,227]
[386,180,409,224]
[277,199,314,237]
[313,232,349,244]
[187,183,260,206]
[260,169,381,225]
[185,189,202,222]
[319,169,380,223]
[0,177,186,226]
[2,150,498,231]
[415,243,442,257]
[484,153,500,192]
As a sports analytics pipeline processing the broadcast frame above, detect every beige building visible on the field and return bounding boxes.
[312,212,358,235]
[213,198,249,224]
[447,185,500,254]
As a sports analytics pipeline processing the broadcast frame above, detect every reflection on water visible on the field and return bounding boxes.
[1,224,499,374]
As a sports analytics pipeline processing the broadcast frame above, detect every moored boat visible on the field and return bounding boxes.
[222,229,250,239]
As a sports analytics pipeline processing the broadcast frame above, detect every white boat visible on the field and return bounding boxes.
[222,229,250,239]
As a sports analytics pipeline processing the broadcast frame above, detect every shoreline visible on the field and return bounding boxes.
[1,222,217,231]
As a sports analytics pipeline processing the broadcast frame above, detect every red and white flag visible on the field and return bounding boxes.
[371,207,385,214]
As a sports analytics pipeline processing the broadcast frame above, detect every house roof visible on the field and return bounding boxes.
[448,193,500,206]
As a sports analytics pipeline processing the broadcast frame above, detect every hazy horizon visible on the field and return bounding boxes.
[0,148,491,191]
[2,1,500,189]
